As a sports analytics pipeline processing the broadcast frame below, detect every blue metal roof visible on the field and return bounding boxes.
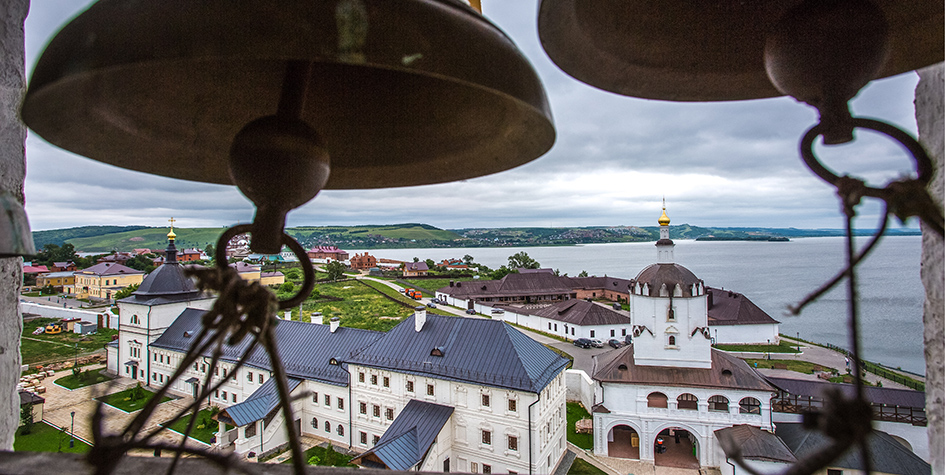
[150,308,384,385]
[356,400,453,471]
[346,315,570,393]
[222,376,302,427]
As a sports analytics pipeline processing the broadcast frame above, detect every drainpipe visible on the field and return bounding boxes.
[146,307,152,387]
[726,456,736,475]
[348,375,354,450]
[528,390,541,475]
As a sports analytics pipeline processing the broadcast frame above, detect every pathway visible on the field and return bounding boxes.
[565,442,717,475]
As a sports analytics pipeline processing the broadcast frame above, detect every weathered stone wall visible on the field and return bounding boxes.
[916,63,944,474]
[0,0,29,451]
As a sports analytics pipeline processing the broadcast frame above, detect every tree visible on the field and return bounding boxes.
[285,268,302,281]
[578,270,589,277]
[279,281,296,293]
[130,382,146,402]
[552,269,560,276]
[462,254,475,265]
[204,243,215,258]
[19,399,34,435]
[508,251,540,270]
[125,255,156,273]
[424,259,436,270]
[36,243,77,267]
[114,283,140,300]
[412,257,419,263]
[325,261,346,281]
[490,266,517,280]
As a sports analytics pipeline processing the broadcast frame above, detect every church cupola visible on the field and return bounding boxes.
[656,199,675,264]
[165,217,178,264]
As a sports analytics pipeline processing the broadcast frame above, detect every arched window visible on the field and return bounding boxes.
[668,335,676,346]
[739,397,761,414]
[325,421,331,432]
[708,395,729,412]
[647,392,668,408]
[337,424,344,436]
[677,393,698,410]
[311,417,318,428]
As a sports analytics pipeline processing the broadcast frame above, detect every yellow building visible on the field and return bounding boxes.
[35,271,75,291]
[230,262,262,283]
[68,262,145,300]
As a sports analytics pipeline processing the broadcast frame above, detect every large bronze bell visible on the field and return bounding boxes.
[537,0,943,102]
[23,0,555,252]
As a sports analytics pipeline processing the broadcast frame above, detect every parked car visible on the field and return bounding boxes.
[465,309,477,315]
[612,303,622,310]
[608,338,622,349]
[590,339,604,348]
[426,302,437,308]
[573,338,592,349]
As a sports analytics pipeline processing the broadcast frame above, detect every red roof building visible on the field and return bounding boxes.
[307,246,349,261]
[350,252,377,270]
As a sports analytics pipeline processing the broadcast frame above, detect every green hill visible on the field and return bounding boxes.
[66,227,228,252]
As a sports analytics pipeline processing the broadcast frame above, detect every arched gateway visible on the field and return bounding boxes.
[653,427,699,469]
[606,424,640,459]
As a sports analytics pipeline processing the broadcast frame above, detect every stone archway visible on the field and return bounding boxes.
[653,427,699,469]
[606,424,640,459]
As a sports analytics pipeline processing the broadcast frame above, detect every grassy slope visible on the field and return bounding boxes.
[291,224,461,241]
[68,227,227,252]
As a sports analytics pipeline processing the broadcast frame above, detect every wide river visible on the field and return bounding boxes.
[351,235,926,375]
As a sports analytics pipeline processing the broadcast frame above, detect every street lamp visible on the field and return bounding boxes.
[73,343,78,369]
[767,339,771,360]
[69,411,75,448]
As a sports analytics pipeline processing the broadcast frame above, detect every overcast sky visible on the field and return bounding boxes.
[23,0,926,232]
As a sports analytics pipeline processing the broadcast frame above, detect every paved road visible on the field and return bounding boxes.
[20,294,102,310]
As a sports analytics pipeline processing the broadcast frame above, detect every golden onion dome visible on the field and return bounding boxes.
[658,208,671,226]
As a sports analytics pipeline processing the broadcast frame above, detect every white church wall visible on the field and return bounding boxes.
[565,369,595,414]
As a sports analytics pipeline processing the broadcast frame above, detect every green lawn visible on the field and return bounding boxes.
[568,458,606,475]
[14,421,91,453]
[298,281,415,332]
[20,317,118,365]
[714,340,801,353]
[96,385,172,413]
[567,402,593,450]
[162,408,232,444]
[283,444,356,467]
[744,359,837,375]
[357,280,454,317]
[55,368,114,390]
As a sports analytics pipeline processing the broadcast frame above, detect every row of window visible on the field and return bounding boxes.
[311,418,345,436]
[646,392,761,414]
[480,430,518,451]
[214,389,238,403]
[129,346,142,358]
[246,371,265,384]
[359,402,395,420]
[358,372,436,396]
[313,392,344,410]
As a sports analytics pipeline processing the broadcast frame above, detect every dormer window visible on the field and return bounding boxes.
[431,347,444,357]
[329,358,339,365]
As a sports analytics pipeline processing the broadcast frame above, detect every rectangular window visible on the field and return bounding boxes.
[508,399,517,412]
[360,402,367,415]
[222,368,227,378]
[622,328,627,336]
[338,398,344,410]
[360,431,367,445]
[373,405,381,418]
[371,374,377,385]
[548,322,552,330]
[325,394,331,406]
[508,436,518,451]
[481,394,490,407]
[153,372,157,380]
[222,391,227,400]
[482,464,491,474]
[386,408,394,420]
[482,430,491,445]
[610,329,615,337]
[258,374,263,383]
[247,371,253,382]
[153,354,157,361]
[383,376,390,388]
[313,392,319,404]
[406,380,414,392]
[193,363,198,372]
[232,393,237,403]
[427,384,435,396]
[215,367,219,376]
[359,372,365,383]
[571,328,575,335]
[373,435,380,445]
[215,390,219,398]
[590,330,595,337]
[554,324,557,331]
